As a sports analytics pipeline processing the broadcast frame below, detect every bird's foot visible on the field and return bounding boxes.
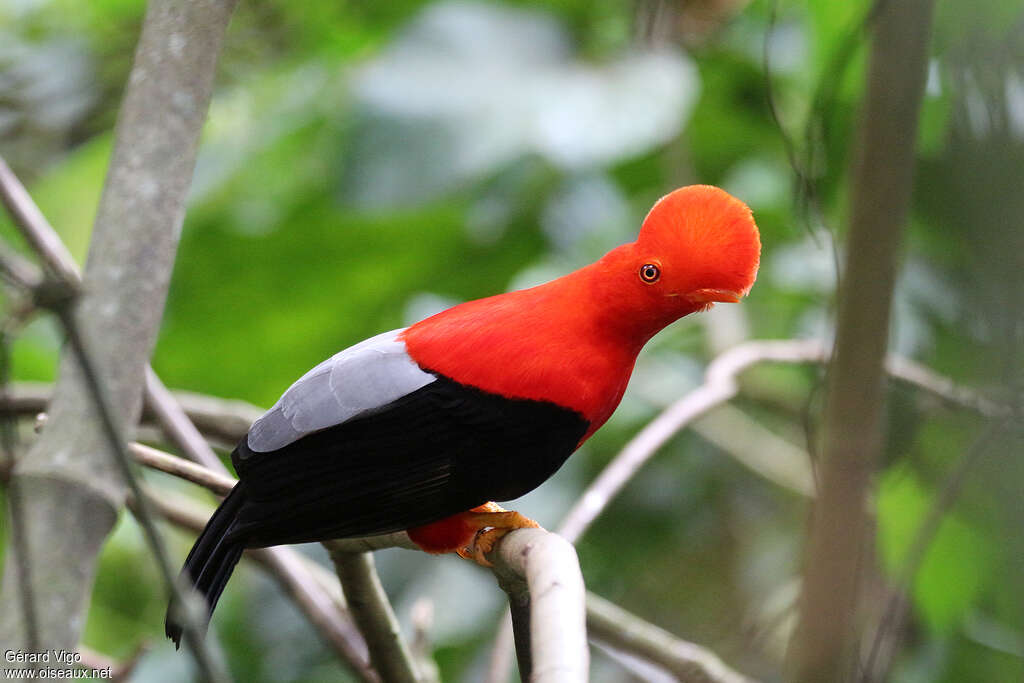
[456,502,541,567]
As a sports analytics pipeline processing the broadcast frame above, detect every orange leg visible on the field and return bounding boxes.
[407,502,541,567]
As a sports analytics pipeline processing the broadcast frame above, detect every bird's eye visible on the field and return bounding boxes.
[639,263,661,283]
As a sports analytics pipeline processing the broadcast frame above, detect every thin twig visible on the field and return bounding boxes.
[144,367,226,471]
[0,0,238,670]
[49,301,225,682]
[0,242,42,291]
[131,443,417,554]
[0,328,39,658]
[587,592,757,683]
[0,157,80,285]
[326,549,422,683]
[131,442,235,494]
[556,338,1006,545]
[3,355,1004,679]
[861,422,1006,682]
[252,548,379,683]
[145,368,384,678]
[556,339,826,544]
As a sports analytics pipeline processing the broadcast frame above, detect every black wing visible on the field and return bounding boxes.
[227,373,588,548]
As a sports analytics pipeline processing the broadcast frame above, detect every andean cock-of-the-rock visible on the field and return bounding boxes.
[166,184,761,646]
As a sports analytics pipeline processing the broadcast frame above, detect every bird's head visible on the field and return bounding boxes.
[593,185,760,339]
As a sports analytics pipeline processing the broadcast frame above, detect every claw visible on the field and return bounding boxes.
[456,503,541,567]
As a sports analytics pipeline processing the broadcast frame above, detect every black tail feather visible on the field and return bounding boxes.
[166,483,247,647]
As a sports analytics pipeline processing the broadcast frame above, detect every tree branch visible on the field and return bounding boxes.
[2,140,383,679]
[2,344,1000,680]
[555,337,1003,546]
[135,445,761,683]
[135,446,584,681]
[487,528,589,683]
[787,1,937,679]
[0,157,80,286]
[556,339,826,545]
[0,1,238,677]
[587,592,757,683]
[134,485,381,683]
[325,548,422,683]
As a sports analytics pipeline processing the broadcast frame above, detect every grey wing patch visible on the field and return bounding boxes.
[245,329,436,453]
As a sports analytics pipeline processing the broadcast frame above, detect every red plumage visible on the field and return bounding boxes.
[167,184,761,644]
[403,184,760,439]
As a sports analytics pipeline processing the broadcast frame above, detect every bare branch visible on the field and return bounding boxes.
[0,157,80,285]
[555,337,1005,546]
[251,547,379,683]
[409,599,442,683]
[587,592,757,683]
[326,548,422,683]
[143,370,388,678]
[692,403,814,497]
[556,339,824,544]
[131,442,235,494]
[487,528,589,683]
[139,445,755,683]
[787,0,937,679]
[0,242,42,291]
[138,448,587,681]
[135,486,380,683]
[1,100,380,676]
[144,367,226,471]
[2,346,1002,679]
[0,0,239,676]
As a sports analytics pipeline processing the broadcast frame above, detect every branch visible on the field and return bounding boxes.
[1,148,381,678]
[135,486,381,682]
[487,528,589,683]
[0,0,238,676]
[787,1,937,679]
[136,445,761,683]
[555,337,1005,545]
[0,158,80,286]
[137,445,586,680]
[587,592,757,683]
[325,548,422,683]
[556,339,825,544]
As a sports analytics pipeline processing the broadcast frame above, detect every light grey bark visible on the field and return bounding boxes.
[488,529,589,683]
[786,0,936,680]
[587,592,756,683]
[0,0,237,660]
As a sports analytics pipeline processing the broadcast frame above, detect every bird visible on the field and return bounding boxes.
[165,184,760,646]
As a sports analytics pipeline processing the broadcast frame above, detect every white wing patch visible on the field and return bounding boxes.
[246,329,436,453]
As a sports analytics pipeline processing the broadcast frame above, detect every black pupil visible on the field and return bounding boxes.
[642,265,659,281]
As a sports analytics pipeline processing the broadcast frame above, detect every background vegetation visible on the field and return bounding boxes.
[1,0,1021,681]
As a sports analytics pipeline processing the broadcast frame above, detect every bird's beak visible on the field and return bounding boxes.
[688,288,743,304]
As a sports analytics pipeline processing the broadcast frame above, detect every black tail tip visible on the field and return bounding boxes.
[166,619,183,649]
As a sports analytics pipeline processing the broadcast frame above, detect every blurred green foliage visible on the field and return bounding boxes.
[2,0,1022,681]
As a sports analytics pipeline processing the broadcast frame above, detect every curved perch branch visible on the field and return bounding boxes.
[487,528,589,683]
